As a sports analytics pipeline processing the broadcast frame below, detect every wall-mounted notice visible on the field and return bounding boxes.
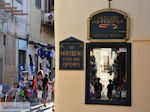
[59,37,84,70]
[88,9,130,42]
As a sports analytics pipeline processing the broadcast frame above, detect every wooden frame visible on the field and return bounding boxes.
[4,10,23,12]
[0,7,17,9]
[87,9,130,42]
[0,3,10,5]
[59,37,84,70]
[11,13,28,15]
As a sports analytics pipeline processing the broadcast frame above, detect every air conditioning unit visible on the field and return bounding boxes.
[43,11,54,24]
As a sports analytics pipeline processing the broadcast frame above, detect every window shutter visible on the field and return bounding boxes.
[35,0,41,9]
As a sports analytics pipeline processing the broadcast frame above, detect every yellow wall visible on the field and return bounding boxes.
[55,0,150,112]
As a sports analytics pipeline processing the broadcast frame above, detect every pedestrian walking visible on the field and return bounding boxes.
[94,78,102,99]
[33,75,38,95]
[107,79,113,99]
[37,70,44,104]
[42,74,49,107]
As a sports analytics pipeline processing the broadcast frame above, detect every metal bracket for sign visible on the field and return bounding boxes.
[87,8,130,42]
[108,0,112,8]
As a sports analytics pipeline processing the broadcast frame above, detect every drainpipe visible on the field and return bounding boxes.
[2,35,6,85]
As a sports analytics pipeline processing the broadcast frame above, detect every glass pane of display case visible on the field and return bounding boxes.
[85,43,131,106]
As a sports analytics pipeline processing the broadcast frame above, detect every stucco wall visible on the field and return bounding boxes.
[55,0,150,112]
[29,0,54,45]
[4,36,16,86]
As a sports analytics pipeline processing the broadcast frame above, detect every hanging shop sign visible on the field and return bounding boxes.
[59,37,84,70]
[88,9,130,42]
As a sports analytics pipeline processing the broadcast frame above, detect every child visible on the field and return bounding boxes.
[8,83,20,102]
[48,81,52,103]
[51,82,55,102]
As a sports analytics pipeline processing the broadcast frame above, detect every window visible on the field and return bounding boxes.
[19,39,27,51]
[16,0,23,4]
[85,43,131,106]
[0,0,4,3]
[19,50,26,66]
[35,0,41,9]
[45,0,54,12]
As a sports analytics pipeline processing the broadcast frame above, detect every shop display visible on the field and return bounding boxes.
[85,43,131,106]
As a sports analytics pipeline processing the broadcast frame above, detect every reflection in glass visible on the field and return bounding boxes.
[89,48,127,101]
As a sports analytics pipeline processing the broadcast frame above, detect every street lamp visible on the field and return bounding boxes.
[2,34,6,85]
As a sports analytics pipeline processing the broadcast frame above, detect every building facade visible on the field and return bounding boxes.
[0,0,29,86]
[0,0,55,86]
[28,0,55,81]
[55,0,150,112]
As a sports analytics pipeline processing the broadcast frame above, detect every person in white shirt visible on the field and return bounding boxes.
[48,81,53,103]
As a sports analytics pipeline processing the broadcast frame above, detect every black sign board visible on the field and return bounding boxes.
[88,9,130,41]
[59,37,84,70]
